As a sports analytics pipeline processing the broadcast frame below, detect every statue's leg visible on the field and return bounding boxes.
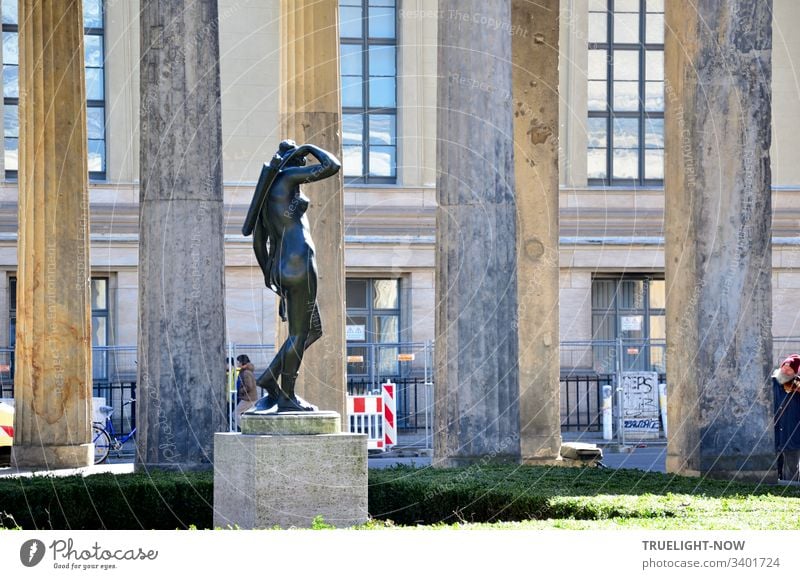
[279,332,308,403]
[304,302,323,349]
[257,346,284,394]
[252,340,289,411]
[275,276,317,409]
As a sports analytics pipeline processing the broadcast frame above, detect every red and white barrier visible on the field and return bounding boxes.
[347,382,397,451]
[382,382,396,448]
[0,401,13,447]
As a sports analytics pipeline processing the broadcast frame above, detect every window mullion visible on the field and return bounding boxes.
[361,23,370,183]
[607,1,614,182]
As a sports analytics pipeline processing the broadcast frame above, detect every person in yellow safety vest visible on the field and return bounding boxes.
[226,358,239,427]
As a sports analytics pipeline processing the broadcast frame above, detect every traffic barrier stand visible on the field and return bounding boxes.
[382,381,396,449]
[347,382,397,451]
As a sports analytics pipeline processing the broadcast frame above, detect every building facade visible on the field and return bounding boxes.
[0,0,797,383]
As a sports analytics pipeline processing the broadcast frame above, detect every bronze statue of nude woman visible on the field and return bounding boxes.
[241,139,341,412]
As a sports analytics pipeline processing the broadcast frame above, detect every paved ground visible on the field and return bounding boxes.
[597,444,667,472]
[368,443,668,471]
[0,442,668,478]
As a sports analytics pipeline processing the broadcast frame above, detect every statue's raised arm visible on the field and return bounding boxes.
[279,144,341,187]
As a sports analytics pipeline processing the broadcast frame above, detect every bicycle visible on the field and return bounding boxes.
[92,400,136,464]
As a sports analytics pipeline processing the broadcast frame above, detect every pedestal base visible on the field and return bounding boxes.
[214,412,367,529]
[240,410,340,435]
[12,443,93,469]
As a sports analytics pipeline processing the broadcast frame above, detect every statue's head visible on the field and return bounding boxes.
[278,139,306,167]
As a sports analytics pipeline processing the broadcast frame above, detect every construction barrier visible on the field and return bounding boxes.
[0,401,13,447]
[347,382,397,451]
[382,382,396,449]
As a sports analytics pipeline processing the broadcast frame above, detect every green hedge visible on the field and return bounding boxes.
[0,471,213,529]
[3,465,799,529]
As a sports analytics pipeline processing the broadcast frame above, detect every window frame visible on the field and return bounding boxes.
[590,274,666,373]
[587,0,664,187]
[340,0,398,184]
[345,277,402,379]
[9,274,110,351]
[2,0,107,181]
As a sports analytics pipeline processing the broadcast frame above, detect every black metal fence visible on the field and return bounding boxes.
[93,380,136,436]
[1,379,136,437]
[560,372,667,434]
[13,335,800,442]
[560,374,610,432]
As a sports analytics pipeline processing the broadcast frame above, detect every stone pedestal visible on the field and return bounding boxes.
[137,1,227,470]
[433,0,521,467]
[214,412,367,529]
[512,0,563,464]
[665,1,774,481]
[278,0,346,418]
[13,0,93,468]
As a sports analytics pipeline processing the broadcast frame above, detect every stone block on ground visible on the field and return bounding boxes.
[560,442,603,461]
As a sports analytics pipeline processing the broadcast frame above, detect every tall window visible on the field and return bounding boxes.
[90,277,109,379]
[9,276,109,378]
[587,0,664,185]
[339,0,397,183]
[591,276,665,373]
[345,278,400,379]
[2,0,106,180]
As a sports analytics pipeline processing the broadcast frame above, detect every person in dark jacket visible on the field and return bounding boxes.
[774,354,800,480]
[235,355,258,430]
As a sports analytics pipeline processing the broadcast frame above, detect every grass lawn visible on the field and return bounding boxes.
[367,465,800,530]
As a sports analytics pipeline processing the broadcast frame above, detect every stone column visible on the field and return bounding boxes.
[512,0,562,463]
[138,0,227,470]
[665,1,774,481]
[434,0,521,467]
[279,0,346,418]
[13,0,93,468]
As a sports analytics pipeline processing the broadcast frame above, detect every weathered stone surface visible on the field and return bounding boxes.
[665,0,775,481]
[214,432,368,529]
[560,442,602,462]
[512,0,562,463]
[240,411,341,435]
[434,0,521,467]
[137,1,227,470]
[12,0,93,469]
[278,0,346,418]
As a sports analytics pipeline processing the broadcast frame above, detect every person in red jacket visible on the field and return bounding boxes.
[774,354,800,480]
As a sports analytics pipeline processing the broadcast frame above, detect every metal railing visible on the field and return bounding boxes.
[773,338,800,365]
[3,336,800,446]
[560,374,610,432]
[0,347,139,436]
[345,341,433,390]
[345,341,434,442]
[347,376,432,432]
[560,338,667,441]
